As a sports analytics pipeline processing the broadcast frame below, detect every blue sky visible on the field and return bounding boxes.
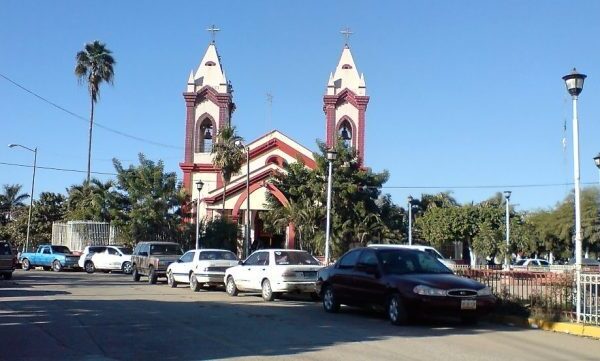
[1,0,599,211]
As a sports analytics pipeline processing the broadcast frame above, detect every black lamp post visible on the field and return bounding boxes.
[195,180,204,249]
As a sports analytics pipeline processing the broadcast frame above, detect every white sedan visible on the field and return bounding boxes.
[166,249,239,291]
[224,249,322,301]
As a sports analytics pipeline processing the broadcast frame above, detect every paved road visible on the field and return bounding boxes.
[1,270,599,361]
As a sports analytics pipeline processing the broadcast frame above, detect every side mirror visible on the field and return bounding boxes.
[177,259,182,263]
[238,260,243,265]
[139,251,148,257]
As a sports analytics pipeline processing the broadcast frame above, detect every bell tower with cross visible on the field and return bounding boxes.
[180,25,235,196]
[323,27,370,164]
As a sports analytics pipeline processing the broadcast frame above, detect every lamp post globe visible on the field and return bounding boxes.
[195,180,204,250]
[594,153,600,169]
[563,68,586,322]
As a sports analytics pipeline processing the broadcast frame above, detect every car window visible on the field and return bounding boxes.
[424,248,443,259]
[539,260,549,266]
[140,244,150,255]
[199,251,237,261]
[42,247,51,254]
[338,249,361,269]
[118,247,132,255]
[256,252,270,266]
[90,246,106,254]
[357,250,378,266]
[515,260,527,266]
[180,251,195,263]
[244,252,261,266]
[51,246,71,254]
[274,251,319,265]
[379,249,452,275]
[150,244,183,256]
[107,248,119,255]
[0,243,11,255]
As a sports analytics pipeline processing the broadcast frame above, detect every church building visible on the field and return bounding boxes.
[179,33,369,250]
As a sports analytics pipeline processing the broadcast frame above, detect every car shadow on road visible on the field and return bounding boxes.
[0,295,542,361]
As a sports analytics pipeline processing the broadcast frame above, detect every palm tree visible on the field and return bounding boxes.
[211,126,244,214]
[75,40,116,184]
[0,184,29,223]
[66,178,116,221]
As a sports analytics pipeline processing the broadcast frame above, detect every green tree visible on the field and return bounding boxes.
[66,178,119,222]
[211,126,244,213]
[30,192,66,245]
[75,40,116,184]
[0,184,29,224]
[201,218,239,253]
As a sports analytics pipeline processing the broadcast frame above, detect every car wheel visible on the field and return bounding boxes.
[84,261,95,274]
[132,266,140,282]
[122,261,133,274]
[22,259,31,271]
[190,273,201,292]
[3,273,12,280]
[167,271,177,288]
[226,276,238,296]
[52,260,63,272]
[388,293,407,326]
[148,267,157,284]
[262,279,275,302]
[322,285,340,313]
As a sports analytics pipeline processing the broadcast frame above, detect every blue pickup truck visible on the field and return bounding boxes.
[20,245,80,272]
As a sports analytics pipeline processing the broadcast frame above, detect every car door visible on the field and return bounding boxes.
[248,251,270,291]
[104,247,122,270]
[236,252,261,290]
[40,246,52,266]
[172,251,195,282]
[330,249,362,304]
[353,249,386,307]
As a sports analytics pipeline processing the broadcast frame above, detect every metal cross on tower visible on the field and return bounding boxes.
[340,27,354,46]
[206,24,220,43]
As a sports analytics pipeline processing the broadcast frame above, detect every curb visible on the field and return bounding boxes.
[490,314,600,339]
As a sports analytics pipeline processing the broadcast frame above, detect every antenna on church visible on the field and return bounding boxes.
[266,92,273,130]
[206,24,220,43]
[340,27,354,47]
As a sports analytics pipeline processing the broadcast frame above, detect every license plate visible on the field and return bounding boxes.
[461,300,477,310]
[303,271,316,278]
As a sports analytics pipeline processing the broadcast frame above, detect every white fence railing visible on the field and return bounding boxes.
[579,273,600,325]
[52,221,123,252]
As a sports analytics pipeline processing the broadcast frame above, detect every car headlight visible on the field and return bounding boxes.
[413,285,447,296]
[477,286,492,296]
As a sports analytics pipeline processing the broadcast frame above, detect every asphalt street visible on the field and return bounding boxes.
[1,269,599,361]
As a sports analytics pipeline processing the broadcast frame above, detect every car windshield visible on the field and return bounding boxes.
[118,247,132,255]
[51,246,71,254]
[515,260,527,266]
[149,244,183,256]
[199,251,237,261]
[379,249,452,275]
[274,251,320,265]
[424,248,443,259]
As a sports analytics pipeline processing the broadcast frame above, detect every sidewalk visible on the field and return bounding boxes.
[490,314,600,339]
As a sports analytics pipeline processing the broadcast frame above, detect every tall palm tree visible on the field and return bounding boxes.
[211,126,244,214]
[0,184,29,223]
[75,40,116,184]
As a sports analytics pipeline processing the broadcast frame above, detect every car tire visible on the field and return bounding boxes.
[52,260,63,272]
[3,273,12,280]
[322,285,340,313]
[190,273,201,292]
[84,261,95,274]
[22,259,31,271]
[388,293,408,326]
[148,267,157,284]
[122,261,133,274]
[167,271,177,288]
[132,267,140,282]
[226,276,238,296]
[262,279,275,302]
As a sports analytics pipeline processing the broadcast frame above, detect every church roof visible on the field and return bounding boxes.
[187,43,229,93]
[327,45,366,96]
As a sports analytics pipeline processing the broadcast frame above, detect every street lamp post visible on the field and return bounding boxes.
[244,145,250,258]
[325,149,337,265]
[563,68,586,322]
[195,180,204,250]
[407,196,413,245]
[8,144,37,253]
[594,153,600,185]
[503,191,512,269]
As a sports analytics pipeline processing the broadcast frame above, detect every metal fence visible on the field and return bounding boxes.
[52,221,123,252]
[579,273,600,324]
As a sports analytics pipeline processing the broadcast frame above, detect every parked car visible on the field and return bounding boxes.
[131,242,184,284]
[224,249,322,301]
[20,245,80,272]
[0,240,16,280]
[511,258,550,270]
[166,249,239,291]
[368,244,456,269]
[79,245,133,274]
[316,246,496,325]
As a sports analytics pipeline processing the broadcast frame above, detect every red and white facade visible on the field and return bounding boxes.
[180,41,368,249]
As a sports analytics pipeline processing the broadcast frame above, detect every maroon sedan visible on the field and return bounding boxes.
[316,246,496,325]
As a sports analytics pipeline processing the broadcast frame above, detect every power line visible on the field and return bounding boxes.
[0,161,116,176]
[0,73,182,150]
